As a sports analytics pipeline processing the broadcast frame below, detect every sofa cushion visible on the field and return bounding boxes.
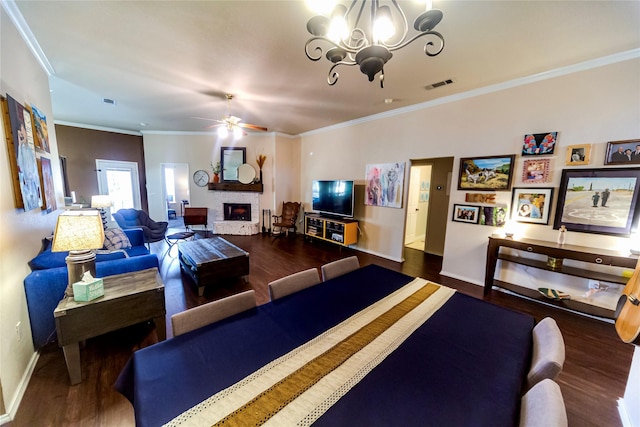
[104,228,132,250]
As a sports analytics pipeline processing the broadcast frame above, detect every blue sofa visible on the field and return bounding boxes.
[24,228,159,349]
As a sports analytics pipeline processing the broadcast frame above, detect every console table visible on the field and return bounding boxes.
[54,268,166,384]
[485,236,637,318]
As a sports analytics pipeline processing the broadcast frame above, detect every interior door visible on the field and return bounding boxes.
[404,167,421,245]
[96,159,142,215]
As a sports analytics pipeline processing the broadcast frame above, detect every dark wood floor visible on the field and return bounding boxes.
[10,228,633,426]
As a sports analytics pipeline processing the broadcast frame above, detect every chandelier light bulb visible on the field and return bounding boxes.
[373,6,395,42]
[327,5,349,43]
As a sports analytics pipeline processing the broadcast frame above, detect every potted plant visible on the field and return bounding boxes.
[211,161,221,183]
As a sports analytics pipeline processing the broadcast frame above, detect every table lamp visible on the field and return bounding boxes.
[91,195,113,229]
[52,211,105,296]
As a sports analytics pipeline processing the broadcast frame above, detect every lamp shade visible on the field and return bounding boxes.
[91,195,112,209]
[52,211,105,252]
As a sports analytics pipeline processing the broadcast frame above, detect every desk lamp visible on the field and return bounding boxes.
[91,195,112,229]
[52,211,105,296]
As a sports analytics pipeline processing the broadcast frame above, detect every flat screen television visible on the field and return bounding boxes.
[312,180,354,218]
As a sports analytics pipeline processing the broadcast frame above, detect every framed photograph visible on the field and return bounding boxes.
[220,147,246,182]
[565,144,591,166]
[522,158,551,184]
[511,187,554,225]
[458,155,515,191]
[553,168,640,235]
[522,132,557,156]
[605,139,640,165]
[480,206,508,227]
[452,204,480,224]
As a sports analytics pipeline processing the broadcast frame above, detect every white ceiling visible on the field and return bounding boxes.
[10,0,640,136]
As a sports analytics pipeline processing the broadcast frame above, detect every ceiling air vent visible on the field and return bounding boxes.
[425,78,454,90]
[102,98,117,106]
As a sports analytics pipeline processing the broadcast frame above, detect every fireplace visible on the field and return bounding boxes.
[223,203,252,221]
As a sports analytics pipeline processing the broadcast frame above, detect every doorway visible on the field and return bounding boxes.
[404,157,454,256]
[96,159,142,218]
[161,163,190,219]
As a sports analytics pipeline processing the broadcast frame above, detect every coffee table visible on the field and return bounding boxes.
[178,237,250,296]
[54,268,165,385]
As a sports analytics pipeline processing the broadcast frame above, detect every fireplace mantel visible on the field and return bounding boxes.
[207,182,263,193]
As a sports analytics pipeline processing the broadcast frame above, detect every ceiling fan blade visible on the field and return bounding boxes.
[192,116,225,124]
[239,123,268,132]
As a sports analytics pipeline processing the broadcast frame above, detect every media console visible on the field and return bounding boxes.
[304,213,358,247]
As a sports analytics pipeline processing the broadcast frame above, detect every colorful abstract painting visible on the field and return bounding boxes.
[31,104,50,153]
[365,162,405,208]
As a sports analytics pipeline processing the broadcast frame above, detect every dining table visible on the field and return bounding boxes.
[116,264,534,427]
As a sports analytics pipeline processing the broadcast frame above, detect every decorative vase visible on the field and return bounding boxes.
[557,225,566,245]
[259,169,263,184]
[213,173,220,183]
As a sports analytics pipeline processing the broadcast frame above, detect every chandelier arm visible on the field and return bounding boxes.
[305,36,361,61]
[387,31,444,56]
[328,60,358,86]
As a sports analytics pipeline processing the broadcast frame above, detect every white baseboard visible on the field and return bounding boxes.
[3,350,39,423]
[618,397,633,427]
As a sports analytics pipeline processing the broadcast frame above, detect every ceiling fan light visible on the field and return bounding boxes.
[218,126,228,138]
[233,126,243,139]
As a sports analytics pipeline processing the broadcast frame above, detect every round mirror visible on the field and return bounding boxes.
[238,163,256,184]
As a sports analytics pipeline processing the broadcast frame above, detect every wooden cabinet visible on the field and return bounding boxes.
[485,236,637,318]
[304,214,358,247]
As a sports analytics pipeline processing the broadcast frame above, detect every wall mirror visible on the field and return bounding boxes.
[221,147,246,182]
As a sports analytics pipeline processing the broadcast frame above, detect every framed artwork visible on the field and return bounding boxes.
[365,162,405,208]
[452,204,480,224]
[465,193,496,204]
[522,132,557,155]
[604,139,640,165]
[220,147,246,182]
[5,94,42,211]
[553,168,640,235]
[458,155,515,191]
[31,104,50,153]
[480,206,508,227]
[522,158,551,184]
[511,187,554,225]
[38,157,57,213]
[565,144,591,166]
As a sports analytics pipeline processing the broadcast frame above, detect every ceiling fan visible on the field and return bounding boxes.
[194,94,268,138]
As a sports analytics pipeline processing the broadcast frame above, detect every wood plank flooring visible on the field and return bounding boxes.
[9,229,633,426]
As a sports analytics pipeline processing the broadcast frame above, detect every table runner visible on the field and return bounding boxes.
[165,278,455,426]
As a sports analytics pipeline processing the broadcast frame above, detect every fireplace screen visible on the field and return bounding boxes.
[223,203,251,221]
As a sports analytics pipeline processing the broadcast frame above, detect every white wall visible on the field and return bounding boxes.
[0,7,63,419]
[142,132,278,227]
[301,58,640,280]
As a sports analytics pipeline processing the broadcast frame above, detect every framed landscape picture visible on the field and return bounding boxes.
[458,155,515,191]
[604,139,640,165]
[452,204,480,224]
[511,187,554,225]
[553,168,640,235]
[522,132,557,156]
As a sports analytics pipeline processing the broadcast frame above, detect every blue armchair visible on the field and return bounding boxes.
[112,208,168,245]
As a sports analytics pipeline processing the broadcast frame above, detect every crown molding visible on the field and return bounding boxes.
[2,0,55,76]
[54,121,143,136]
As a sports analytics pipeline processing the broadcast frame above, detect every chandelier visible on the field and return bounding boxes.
[304,0,445,87]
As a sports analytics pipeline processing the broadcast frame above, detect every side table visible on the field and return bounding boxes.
[54,268,166,384]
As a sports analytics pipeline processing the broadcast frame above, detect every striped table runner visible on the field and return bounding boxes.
[165,277,455,427]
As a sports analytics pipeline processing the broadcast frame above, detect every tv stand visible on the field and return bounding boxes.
[304,213,358,247]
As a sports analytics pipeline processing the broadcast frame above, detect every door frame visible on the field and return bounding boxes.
[96,159,142,210]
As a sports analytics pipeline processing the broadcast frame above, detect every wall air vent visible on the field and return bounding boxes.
[102,98,117,106]
[425,78,454,90]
